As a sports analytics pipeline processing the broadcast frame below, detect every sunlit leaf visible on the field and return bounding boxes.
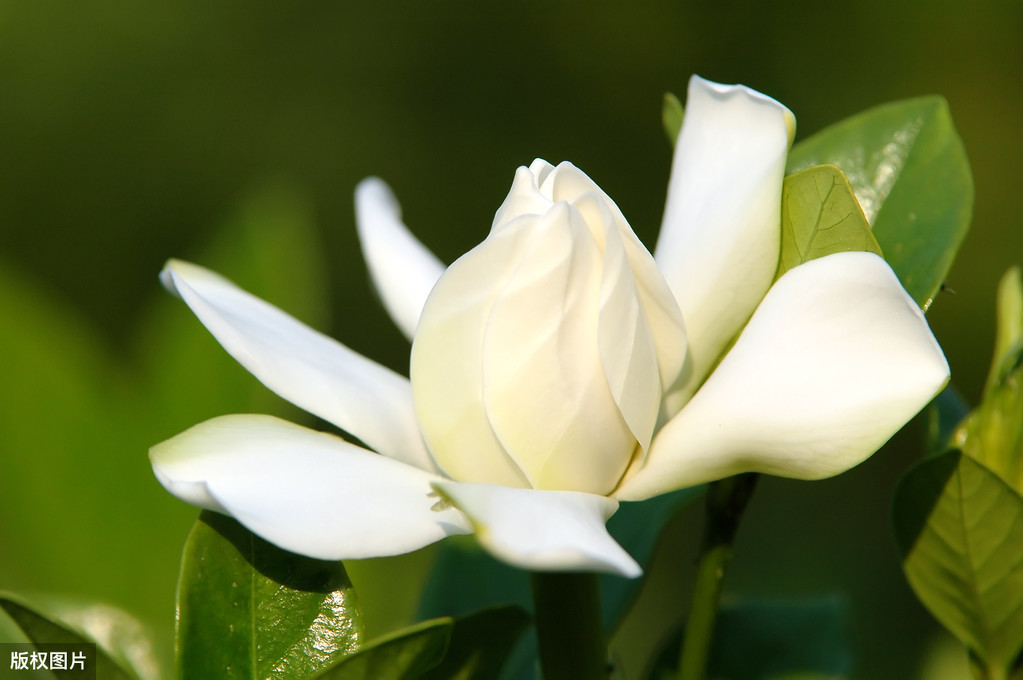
[176,511,363,680]
[775,164,882,279]
[953,360,1023,495]
[985,266,1023,399]
[893,450,1023,674]
[0,593,136,680]
[662,92,684,146]
[788,97,972,309]
[311,619,452,680]
[420,606,531,680]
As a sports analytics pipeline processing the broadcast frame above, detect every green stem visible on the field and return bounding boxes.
[677,473,759,680]
[530,571,606,680]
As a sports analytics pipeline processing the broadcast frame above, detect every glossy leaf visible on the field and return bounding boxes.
[788,96,972,310]
[894,450,1023,673]
[662,92,684,146]
[311,619,452,680]
[775,164,882,279]
[176,511,363,680]
[0,594,135,680]
[420,606,531,680]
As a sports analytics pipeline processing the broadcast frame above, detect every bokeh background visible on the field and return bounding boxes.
[0,2,1019,678]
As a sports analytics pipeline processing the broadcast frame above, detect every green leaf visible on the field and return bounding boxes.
[788,96,973,310]
[311,619,453,680]
[0,594,135,680]
[775,164,882,279]
[176,511,363,680]
[985,266,1023,399]
[954,360,1023,495]
[420,606,531,680]
[662,92,684,147]
[893,450,1023,674]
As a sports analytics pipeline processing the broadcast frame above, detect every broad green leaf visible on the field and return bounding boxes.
[420,606,531,680]
[985,266,1023,399]
[788,96,972,310]
[662,92,684,146]
[311,619,452,680]
[0,594,135,680]
[176,511,363,680]
[893,450,1023,674]
[775,164,882,280]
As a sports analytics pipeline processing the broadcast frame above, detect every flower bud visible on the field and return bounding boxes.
[411,160,687,495]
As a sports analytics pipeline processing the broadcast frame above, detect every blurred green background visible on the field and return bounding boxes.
[0,2,1019,678]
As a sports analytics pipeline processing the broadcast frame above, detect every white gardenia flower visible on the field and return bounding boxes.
[150,76,949,578]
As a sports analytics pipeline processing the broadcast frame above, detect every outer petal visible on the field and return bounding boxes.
[150,414,471,559]
[654,76,795,396]
[432,481,641,577]
[616,252,949,500]
[355,177,446,341]
[161,260,439,473]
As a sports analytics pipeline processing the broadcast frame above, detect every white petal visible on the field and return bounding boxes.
[161,259,438,473]
[654,75,795,395]
[412,207,636,493]
[543,162,689,420]
[490,161,558,234]
[355,178,446,341]
[433,481,640,577]
[150,414,471,559]
[617,252,949,500]
[480,205,635,494]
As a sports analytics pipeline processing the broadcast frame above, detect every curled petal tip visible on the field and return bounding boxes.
[434,482,641,578]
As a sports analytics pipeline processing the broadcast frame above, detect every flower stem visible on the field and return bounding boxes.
[530,571,606,680]
[677,473,759,680]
